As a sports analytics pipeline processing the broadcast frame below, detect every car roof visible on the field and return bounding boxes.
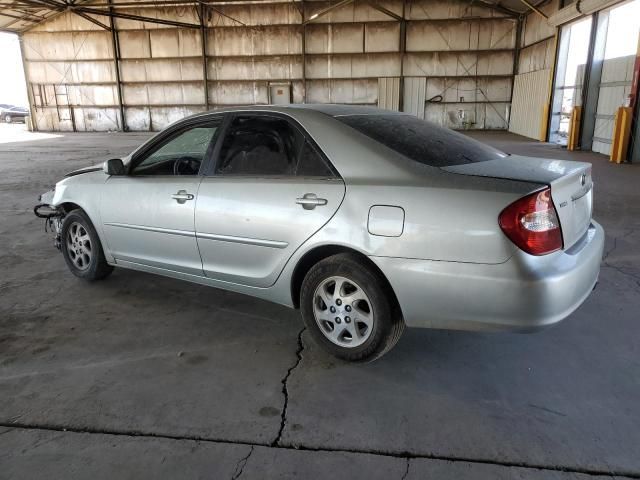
[284,104,405,117]
[191,104,406,120]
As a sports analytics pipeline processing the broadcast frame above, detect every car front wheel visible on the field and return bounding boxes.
[61,209,114,281]
[300,253,404,362]
[4,114,12,123]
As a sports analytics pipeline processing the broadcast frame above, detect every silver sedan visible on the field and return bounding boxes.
[36,105,604,361]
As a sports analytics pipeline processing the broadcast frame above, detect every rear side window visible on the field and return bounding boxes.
[216,114,337,178]
[336,114,507,167]
[295,140,334,177]
[216,116,298,176]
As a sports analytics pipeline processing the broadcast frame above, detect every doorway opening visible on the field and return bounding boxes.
[550,17,593,146]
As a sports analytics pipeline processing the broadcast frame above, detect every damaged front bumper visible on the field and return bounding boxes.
[34,188,64,250]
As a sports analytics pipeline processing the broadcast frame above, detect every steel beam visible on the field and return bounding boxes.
[509,15,523,110]
[516,0,548,19]
[73,5,201,28]
[476,0,520,17]
[206,4,246,25]
[0,10,42,22]
[18,32,38,131]
[11,0,302,6]
[399,0,406,112]
[301,0,306,102]
[580,10,608,151]
[364,0,402,21]
[198,2,209,109]
[108,0,126,131]
[21,0,62,9]
[73,10,112,30]
[303,0,353,25]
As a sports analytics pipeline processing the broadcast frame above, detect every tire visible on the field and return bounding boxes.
[5,114,12,123]
[300,253,404,362]
[61,209,114,281]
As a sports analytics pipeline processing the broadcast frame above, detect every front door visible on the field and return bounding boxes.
[195,114,345,287]
[100,120,222,275]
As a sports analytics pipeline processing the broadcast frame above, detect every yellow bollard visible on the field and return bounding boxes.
[540,103,550,142]
[567,106,582,151]
[610,106,633,164]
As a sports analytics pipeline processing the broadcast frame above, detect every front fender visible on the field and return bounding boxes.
[46,172,114,263]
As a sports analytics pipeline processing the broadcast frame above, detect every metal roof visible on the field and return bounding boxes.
[0,0,548,35]
[0,1,58,33]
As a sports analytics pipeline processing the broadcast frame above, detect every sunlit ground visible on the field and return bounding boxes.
[0,123,61,144]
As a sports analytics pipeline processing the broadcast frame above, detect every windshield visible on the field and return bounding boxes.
[336,114,507,168]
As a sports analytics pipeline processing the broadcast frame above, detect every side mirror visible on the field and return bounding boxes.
[104,158,125,176]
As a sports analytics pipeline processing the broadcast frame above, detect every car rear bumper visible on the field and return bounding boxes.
[370,220,604,332]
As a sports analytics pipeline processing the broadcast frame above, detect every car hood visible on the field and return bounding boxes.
[65,164,103,177]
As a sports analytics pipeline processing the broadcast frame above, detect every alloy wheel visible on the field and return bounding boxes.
[66,222,92,271]
[312,275,374,348]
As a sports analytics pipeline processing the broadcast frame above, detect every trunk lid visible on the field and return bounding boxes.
[442,155,593,250]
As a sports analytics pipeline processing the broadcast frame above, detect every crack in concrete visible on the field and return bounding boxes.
[0,427,16,436]
[2,422,639,479]
[272,327,305,447]
[601,229,640,289]
[602,264,640,289]
[602,235,619,262]
[603,229,635,262]
[401,458,411,480]
[231,445,253,480]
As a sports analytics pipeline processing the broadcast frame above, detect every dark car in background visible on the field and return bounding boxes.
[1,105,30,123]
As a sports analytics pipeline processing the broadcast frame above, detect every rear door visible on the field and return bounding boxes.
[195,113,345,287]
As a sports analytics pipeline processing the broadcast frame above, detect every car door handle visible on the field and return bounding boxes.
[296,193,327,210]
[171,190,194,204]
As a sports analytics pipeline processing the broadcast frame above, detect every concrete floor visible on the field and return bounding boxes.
[1,123,639,479]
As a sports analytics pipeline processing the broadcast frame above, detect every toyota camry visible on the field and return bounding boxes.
[35,105,604,361]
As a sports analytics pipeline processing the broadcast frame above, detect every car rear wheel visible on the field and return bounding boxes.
[61,209,114,281]
[5,114,12,123]
[300,253,404,362]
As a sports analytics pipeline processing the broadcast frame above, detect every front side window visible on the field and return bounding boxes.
[131,124,219,176]
[335,114,507,168]
[216,116,300,176]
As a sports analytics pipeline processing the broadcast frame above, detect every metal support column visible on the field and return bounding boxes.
[108,0,127,131]
[630,93,640,163]
[509,15,523,108]
[628,35,640,163]
[506,15,523,128]
[199,2,209,110]
[580,11,608,150]
[17,33,38,131]
[398,0,406,111]
[301,0,306,103]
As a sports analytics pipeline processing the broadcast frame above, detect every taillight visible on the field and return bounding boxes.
[499,188,563,256]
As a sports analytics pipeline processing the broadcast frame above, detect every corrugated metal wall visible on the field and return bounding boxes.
[403,77,426,118]
[508,0,557,140]
[509,68,551,138]
[22,0,518,132]
[377,77,400,111]
[592,55,635,155]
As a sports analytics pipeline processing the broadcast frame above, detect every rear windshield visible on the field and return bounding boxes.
[336,114,507,167]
